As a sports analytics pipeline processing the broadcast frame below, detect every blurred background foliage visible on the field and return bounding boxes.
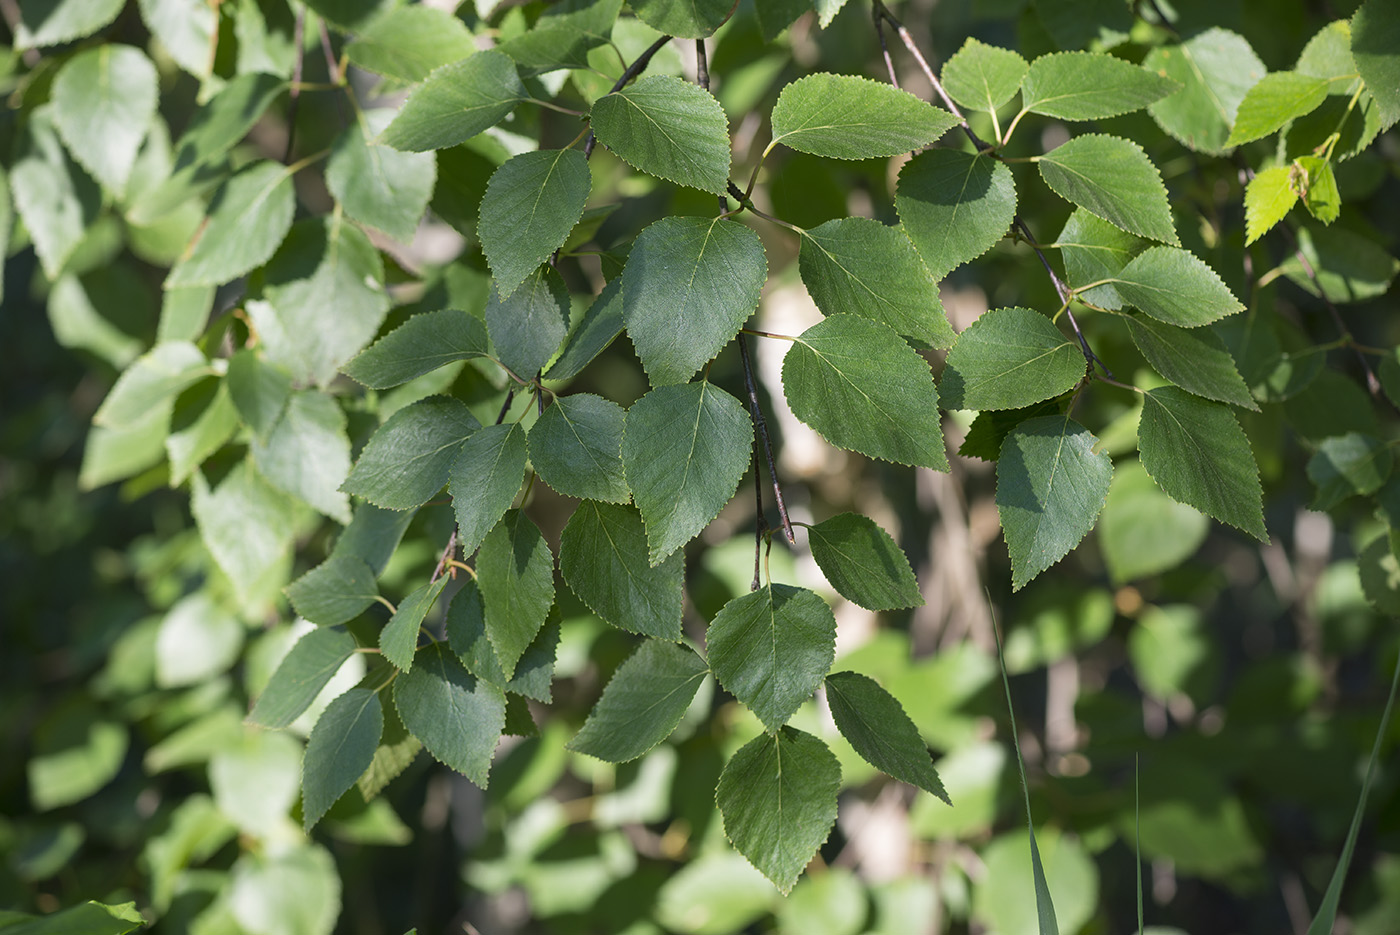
[2,0,1399,933]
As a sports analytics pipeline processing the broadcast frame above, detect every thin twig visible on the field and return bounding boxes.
[872,3,899,89]
[430,528,458,584]
[494,390,515,425]
[584,35,672,158]
[1014,217,1113,378]
[750,440,769,591]
[739,334,795,543]
[284,10,306,163]
[318,21,347,127]
[695,39,728,215]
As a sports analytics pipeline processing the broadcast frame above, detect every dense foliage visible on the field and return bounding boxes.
[3,0,1400,933]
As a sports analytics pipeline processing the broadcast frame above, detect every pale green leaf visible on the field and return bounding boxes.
[825,671,946,800]
[1112,246,1244,327]
[476,510,555,680]
[93,341,211,429]
[380,577,450,672]
[16,0,123,48]
[1294,155,1340,225]
[940,307,1082,411]
[28,699,128,812]
[51,45,159,192]
[46,266,146,369]
[11,106,102,280]
[1352,0,1400,129]
[623,216,767,386]
[481,150,591,300]
[167,160,296,287]
[192,460,296,601]
[327,109,437,243]
[341,396,481,510]
[156,593,243,688]
[1123,314,1256,409]
[1098,459,1209,584]
[1226,71,1331,145]
[896,149,1017,280]
[797,217,954,348]
[806,513,922,611]
[158,284,213,343]
[1038,134,1178,245]
[783,315,947,470]
[251,390,353,523]
[1244,165,1298,245]
[167,380,239,484]
[769,73,959,159]
[302,689,382,830]
[707,584,836,732]
[1144,28,1265,155]
[228,845,340,935]
[1022,52,1180,120]
[248,216,391,386]
[285,554,380,628]
[448,423,528,556]
[590,75,732,194]
[342,310,490,389]
[567,640,708,762]
[381,51,528,152]
[559,501,683,640]
[1139,386,1267,540]
[345,5,477,84]
[630,0,730,38]
[528,394,629,503]
[138,0,217,81]
[233,0,296,80]
[1307,433,1393,511]
[941,38,1029,113]
[445,579,560,702]
[1280,226,1399,304]
[546,276,624,380]
[227,349,292,441]
[393,642,505,788]
[622,382,752,564]
[812,0,850,28]
[1055,208,1148,310]
[996,415,1113,590]
[716,727,840,894]
[485,265,569,379]
[79,406,171,491]
[0,901,144,934]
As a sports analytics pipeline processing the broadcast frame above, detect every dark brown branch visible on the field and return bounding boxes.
[739,333,795,543]
[750,439,769,591]
[430,528,459,584]
[872,3,900,89]
[494,390,515,425]
[695,39,728,214]
[584,35,672,158]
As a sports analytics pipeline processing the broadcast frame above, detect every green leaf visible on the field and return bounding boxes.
[332,504,417,577]
[715,727,840,894]
[479,149,591,297]
[1098,459,1209,584]
[345,5,477,84]
[707,584,836,732]
[1226,71,1331,145]
[1143,28,1265,155]
[941,38,1029,114]
[1122,315,1255,409]
[622,382,752,564]
[286,554,380,628]
[1034,0,1131,50]
[623,216,767,385]
[1352,0,1400,130]
[896,149,1017,280]
[51,44,159,192]
[559,501,684,640]
[227,845,340,935]
[250,390,353,523]
[590,75,731,194]
[1038,134,1178,245]
[940,307,1082,411]
[797,218,954,348]
[448,423,528,557]
[783,315,947,470]
[249,216,391,387]
[1244,166,1299,245]
[302,0,392,32]
[167,160,296,287]
[302,689,383,830]
[380,577,450,672]
[342,310,490,389]
[1139,386,1267,540]
[1111,246,1244,327]
[445,579,560,702]
[11,106,102,280]
[80,407,171,491]
[825,671,946,800]
[476,510,555,680]
[630,0,730,38]
[1021,52,1180,120]
[249,628,358,729]
[227,349,292,441]
[1307,433,1393,511]
[1280,225,1399,304]
[567,640,708,762]
[156,594,243,688]
[1293,155,1340,225]
[28,699,128,811]
[756,0,809,41]
[485,265,570,379]
[528,394,629,503]
[342,396,481,510]
[393,642,505,788]
[16,0,123,48]
[0,901,144,934]
[996,415,1113,590]
[326,109,437,243]
[958,400,1062,462]
[93,341,211,429]
[192,459,295,601]
[497,0,622,77]
[546,276,625,380]
[381,51,528,153]
[167,380,239,484]
[769,73,959,159]
[806,513,922,611]
[1055,208,1148,310]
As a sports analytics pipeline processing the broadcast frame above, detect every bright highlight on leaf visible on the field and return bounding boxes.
[1226,71,1331,146]
[326,109,437,244]
[1112,246,1245,328]
[167,161,295,288]
[1143,28,1265,155]
[769,73,959,159]
[590,75,731,194]
[51,44,158,192]
[1244,166,1299,245]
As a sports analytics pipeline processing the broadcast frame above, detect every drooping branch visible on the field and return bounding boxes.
[739,334,795,544]
[583,35,672,158]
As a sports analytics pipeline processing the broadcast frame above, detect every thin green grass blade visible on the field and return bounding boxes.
[1306,654,1400,935]
[990,599,1061,935]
